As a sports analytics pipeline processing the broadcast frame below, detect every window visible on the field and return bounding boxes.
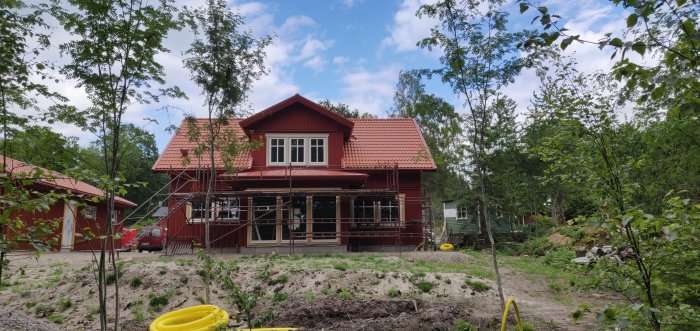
[312,196,336,240]
[82,206,96,220]
[270,138,285,164]
[457,206,468,219]
[217,199,239,220]
[266,134,328,166]
[310,138,325,164]
[353,199,374,224]
[281,197,306,241]
[190,201,207,221]
[252,197,277,241]
[290,138,305,163]
[378,199,398,223]
[111,210,118,224]
[353,195,405,227]
[151,228,162,237]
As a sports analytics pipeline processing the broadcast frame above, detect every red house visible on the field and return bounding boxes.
[2,157,136,252]
[152,95,436,253]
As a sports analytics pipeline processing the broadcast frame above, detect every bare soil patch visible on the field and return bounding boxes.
[1,251,611,330]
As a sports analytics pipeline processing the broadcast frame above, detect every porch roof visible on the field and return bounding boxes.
[221,168,369,182]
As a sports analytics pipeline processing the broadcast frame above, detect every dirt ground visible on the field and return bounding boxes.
[0,250,615,330]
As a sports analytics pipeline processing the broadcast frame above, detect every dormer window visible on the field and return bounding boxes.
[267,134,328,166]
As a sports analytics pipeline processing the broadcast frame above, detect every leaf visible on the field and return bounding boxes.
[610,38,623,47]
[626,14,638,27]
[519,3,529,13]
[622,215,633,226]
[632,42,646,56]
[631,303,643,311]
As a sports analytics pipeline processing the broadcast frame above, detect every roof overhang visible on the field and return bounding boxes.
[221,168,368,183]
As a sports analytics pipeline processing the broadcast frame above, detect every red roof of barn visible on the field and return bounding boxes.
[2,157,137,208]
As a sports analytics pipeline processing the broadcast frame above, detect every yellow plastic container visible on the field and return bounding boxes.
[150,305,229,331]
[236,329,297,331]
[439,243,455,251]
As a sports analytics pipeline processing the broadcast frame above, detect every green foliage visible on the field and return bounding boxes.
[58,298,72,311]
[129,277,142,288]
[463,278,490,292]
[338,288,354,300]
[519,236,553,256]
[454,319,476,331]
[148,295,169,312]
[131,300,145,322]
[542,247,575,270]
[332,262,348,271]
[271,292,287,302]
[387,288,401,298]
[416,280,435,293]
[274,274,288,284]
[47,313,64,324]
[318,99,376,119]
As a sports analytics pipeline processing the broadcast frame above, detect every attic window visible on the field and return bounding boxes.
[267,134,328,166]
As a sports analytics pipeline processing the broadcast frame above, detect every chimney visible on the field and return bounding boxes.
[180,148,188,157]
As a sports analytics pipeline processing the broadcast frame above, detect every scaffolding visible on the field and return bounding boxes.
[122,164,435,255]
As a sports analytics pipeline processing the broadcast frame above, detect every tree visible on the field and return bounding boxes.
[52,0,182,329]
[0,126,80,173]
[417,0,528,308]
[81,124,166,219]
[0,0,65,286]
[317,99,377,118]
[182,0,270,302]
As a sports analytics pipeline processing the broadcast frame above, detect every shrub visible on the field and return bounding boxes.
[47,313,64,324]
[464,279,490,292]
[519,236,553,256]
[34,305,54,317]
[416,280,434,293]
[149,295,169,312]
[274,274,288,284]
[158,267,168,275]
[387,288,400,298]
[25,300,37,309]
[272,292,287,302]
[543,247,575,270]
[58,298,72,311]
[522,322,535,331]
[129,276,142,288]
[338,288,354,300]
[454,319,475,331]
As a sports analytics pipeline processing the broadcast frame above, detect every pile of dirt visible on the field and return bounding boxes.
[547,233,573,246]
[0,306,58,331]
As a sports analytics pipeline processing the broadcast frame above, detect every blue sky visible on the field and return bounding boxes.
[41,0,631,151]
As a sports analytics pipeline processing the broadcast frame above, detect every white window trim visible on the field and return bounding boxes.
[266,134,328,166]
[457,206,468,220]
[187,198,240,224]
[82,206,96,220]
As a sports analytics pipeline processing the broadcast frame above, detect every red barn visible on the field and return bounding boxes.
[152,95,436,253]
[2,157,136,252]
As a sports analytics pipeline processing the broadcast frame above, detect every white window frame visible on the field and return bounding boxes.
[457,206,468,220]
[82,206,96,220]
[111,210,118,224]
[266,134,328,166]
[187,198,240,223]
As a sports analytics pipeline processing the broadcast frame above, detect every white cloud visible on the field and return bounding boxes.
[303,55,326,72]
[337,0,363,8]
[298,38,333,60]
[332,56,350,65]
[381,0,439,52]
[280,15,316,32]
[339,66,400,116]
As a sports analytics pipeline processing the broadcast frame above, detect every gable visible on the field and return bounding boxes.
[240,94,354,137]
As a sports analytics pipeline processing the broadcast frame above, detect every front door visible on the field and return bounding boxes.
[61,201,77,251]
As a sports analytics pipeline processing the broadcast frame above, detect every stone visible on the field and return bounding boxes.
[575,247,587,257]
[602,245,613,254]
[591,246,601,255]
[572,257,591,265]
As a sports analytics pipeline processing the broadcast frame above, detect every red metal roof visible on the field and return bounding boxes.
[239,94,355,137]
[151,118,253,172]
[224,169,369,181]
[2,157,137,208]
[343,119,436,170]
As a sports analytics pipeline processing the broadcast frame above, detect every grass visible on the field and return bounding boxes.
[47,313,64,324]
[416,280,435,293]
[131,300,146,322]
[272,292,288,302]
[58,298,72,311]
[274,274,289,284]
[387,288,401,298]
[464,278,490,292]
[338,288,354,300]
[130,276,142,288]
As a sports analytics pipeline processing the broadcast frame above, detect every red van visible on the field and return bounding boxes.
[137,226,167,253]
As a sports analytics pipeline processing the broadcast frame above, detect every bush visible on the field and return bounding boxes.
[338,288,354,300]
[519,236,553,256]
[543,247,575,270]
[58,298,72,311]
[387,288,401,298]
[129,276,142,288]
[149,295,169,312]
[47,313,64,324]
[272,292,287,302]
[274,274,288,284]
[416,280,434,293]
[464,278,490,292]
[454,319,475,331]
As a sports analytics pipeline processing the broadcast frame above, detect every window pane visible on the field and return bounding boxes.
[252,197,276,241]
[270,138,285,163]
[379,199,397,224]
[191,201,206,219]
[310,139,325,163]
[290,138,304,163]
[282,196,306,240]
[218,199,239,220]
[312,196,336,239]
[151,228,161,236]
[353,199,374,225]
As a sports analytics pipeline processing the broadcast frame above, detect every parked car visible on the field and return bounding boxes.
[137,225,166,252]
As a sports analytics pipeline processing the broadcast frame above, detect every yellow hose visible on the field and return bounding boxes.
[439,243,454,251]
[500,298,523,331]
[150,305,229,331]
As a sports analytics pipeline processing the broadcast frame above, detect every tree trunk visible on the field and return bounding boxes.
[477,166,505,309]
